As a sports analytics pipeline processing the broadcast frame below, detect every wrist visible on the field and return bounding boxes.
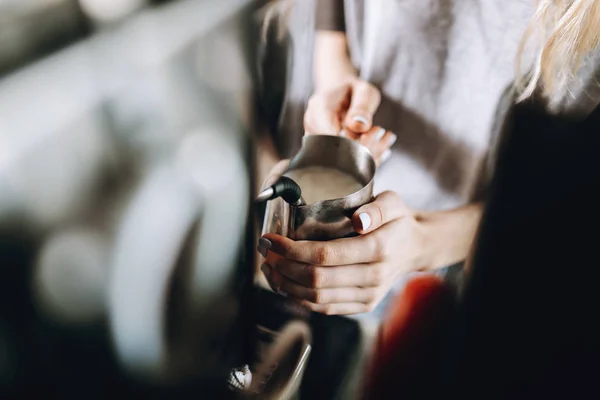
[313,31,358,92]
[417,213,446,271]
[314,69,358,94]
[414,203,484,271]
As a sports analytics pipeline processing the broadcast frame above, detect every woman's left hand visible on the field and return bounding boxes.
[257,191,431,315]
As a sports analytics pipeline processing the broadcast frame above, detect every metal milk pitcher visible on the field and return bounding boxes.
[259,135,376,241]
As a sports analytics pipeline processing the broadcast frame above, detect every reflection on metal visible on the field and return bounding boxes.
[250,321,312,400]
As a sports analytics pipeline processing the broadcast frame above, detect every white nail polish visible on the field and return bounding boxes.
[339,129,347,137]
[388,133,397,147]
[359,213,371,231]
[352,115,369,125]
[375,127,386,141]
[381,149,392,164]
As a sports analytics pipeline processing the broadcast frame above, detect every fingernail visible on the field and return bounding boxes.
[278,289,288,297]
[260,263,270,278]
[257,238,271,258]
[375,127,386,141]
[387,133,397,147]
[339,129,347,137]
[380,149,392,164]
[359,213,371,231]
[352,115,369,125]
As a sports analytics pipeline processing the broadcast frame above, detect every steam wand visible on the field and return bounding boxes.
[256,176,306,206]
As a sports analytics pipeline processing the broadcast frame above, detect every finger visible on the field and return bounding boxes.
[368,131,396,167]
[260,159,290,190]
[379,149,392,166]
[274,274,378,304]
[360,126,396,151]
[267,252,385,289]
[357,126,396,166]
[297,300,373,316]
[261,233,380,266]
[352,191,410,234]
[304,85,351,135]
[343,81,381,133]
[359,126,385,147]
[339,128,361,141]
[304,110,340,136]
[260,263,284,293]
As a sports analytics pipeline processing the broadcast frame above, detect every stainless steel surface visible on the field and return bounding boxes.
[254,287,377,400]
[292,197,306,207]
[256,186,275,203]
[250,321,312,400]
[256,185,306,206]
[262,135,376,241]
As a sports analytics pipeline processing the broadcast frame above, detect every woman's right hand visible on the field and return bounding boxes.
[303,79,396,166]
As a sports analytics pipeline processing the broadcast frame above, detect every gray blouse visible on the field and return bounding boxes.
[275,0,600,211]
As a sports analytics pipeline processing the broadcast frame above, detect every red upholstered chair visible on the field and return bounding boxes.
[363,275,455,399]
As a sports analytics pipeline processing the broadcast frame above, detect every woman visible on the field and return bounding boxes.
[257,0,600,316]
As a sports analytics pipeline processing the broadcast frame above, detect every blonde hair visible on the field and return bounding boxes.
[516,0,600,103]
[263,0,600,104]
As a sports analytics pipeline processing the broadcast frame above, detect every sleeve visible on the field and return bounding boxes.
[315,0,345,32]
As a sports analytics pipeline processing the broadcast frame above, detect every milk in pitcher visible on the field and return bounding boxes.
[285,166,364,204]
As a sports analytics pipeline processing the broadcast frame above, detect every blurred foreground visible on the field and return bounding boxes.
[0,0,259,396]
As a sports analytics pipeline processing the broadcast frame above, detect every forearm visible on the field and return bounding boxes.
[313,31,357,92]
[417,202,484,270]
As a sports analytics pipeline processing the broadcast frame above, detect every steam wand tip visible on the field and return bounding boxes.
[255,176,305,206]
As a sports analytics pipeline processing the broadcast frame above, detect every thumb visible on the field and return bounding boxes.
[304,84,351,135]
[352,191,409,234]
[344,81,381,133]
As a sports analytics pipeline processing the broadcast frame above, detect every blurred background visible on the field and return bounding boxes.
[0,0,265,396]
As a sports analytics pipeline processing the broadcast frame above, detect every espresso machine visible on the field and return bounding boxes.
[0,0,259,396]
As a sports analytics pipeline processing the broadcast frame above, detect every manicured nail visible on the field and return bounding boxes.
[260,263,270,278]
[359,213,371,231]
[339,129,347,137]
[352,115,369,125]
[257,238,271,258]
[278,289,288,297]
[387,133,397,147]
[380,149,392,164]
[375,127,386,141]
